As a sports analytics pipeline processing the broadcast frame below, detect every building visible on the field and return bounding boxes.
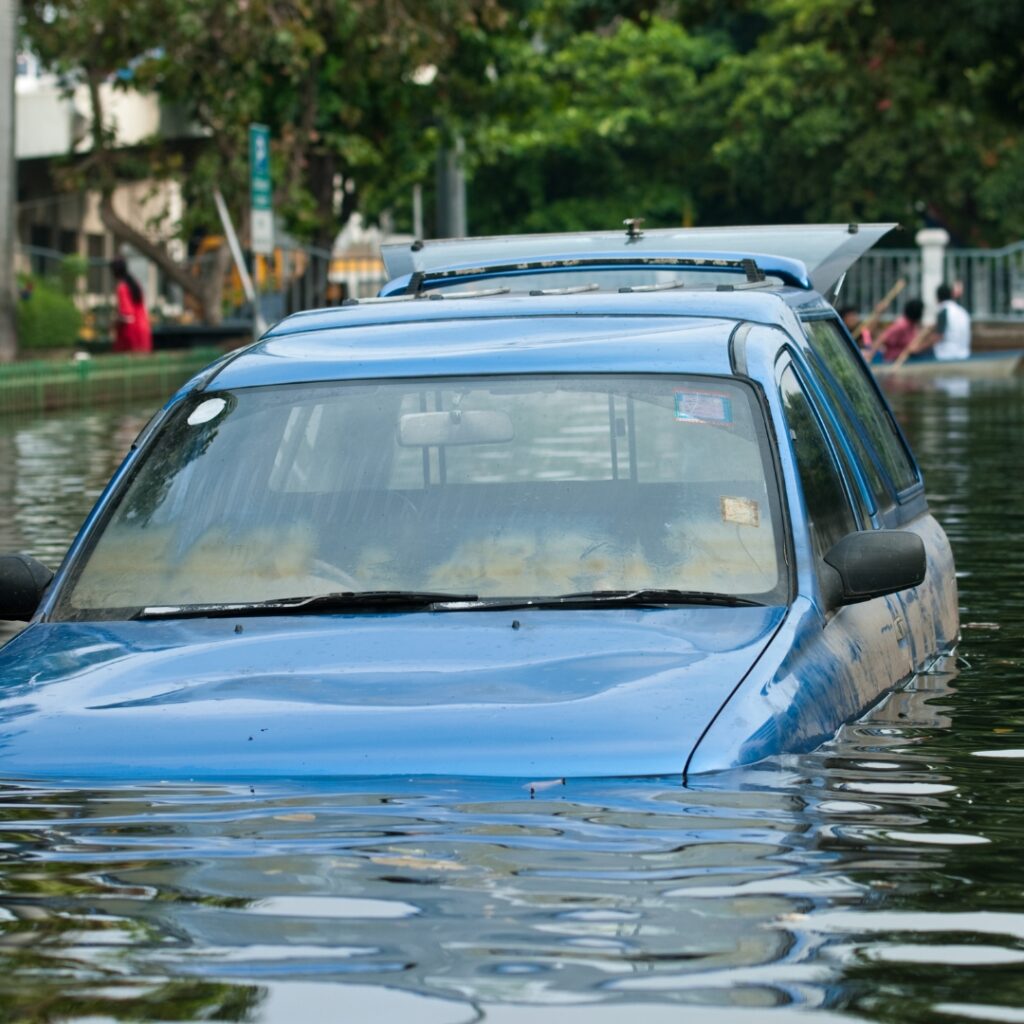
[15,55,193,313]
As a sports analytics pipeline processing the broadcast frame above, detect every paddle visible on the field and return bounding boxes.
[892,325,934,368]
[855,277,907,342]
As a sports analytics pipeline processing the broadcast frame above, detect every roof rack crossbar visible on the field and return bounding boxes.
[528,283,600,296]
[340,285,511,307]
[433,286,511,300]
[413,255,768,289]
[617,279,689,294]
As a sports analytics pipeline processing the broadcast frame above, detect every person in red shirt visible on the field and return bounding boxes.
[111,257,153,354]
[870,298,924,363]
[839,306,875,361]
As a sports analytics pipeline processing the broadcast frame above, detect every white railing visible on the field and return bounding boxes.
[844,241,1024,322]
[946,241,1024,322]
[841,248,921,315]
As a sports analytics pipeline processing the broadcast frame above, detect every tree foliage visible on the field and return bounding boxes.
[21,0,504,320]
[20,0,1024,325]
[465,0,1024,243]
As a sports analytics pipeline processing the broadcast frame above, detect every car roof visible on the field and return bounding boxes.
[206,288,830,391]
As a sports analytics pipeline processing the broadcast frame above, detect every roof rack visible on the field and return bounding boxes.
[337,255,775,307]
[407,255,766,296]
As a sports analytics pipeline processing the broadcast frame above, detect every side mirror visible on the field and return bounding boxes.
[0,554,54,621]
[823,530,926,605]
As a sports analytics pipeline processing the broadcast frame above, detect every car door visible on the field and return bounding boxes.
[776,357,915,729]
[800,315,959,666]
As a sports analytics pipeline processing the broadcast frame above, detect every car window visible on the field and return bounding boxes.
[60,375,787,616]
[797,342,889,515]
[779,364,858,560]
[802,318,919,496]
[789,358,873,525]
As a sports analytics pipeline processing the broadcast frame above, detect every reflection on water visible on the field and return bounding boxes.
[0,403,150,561]
[0,403,151,648]
[2,383,1024,1021]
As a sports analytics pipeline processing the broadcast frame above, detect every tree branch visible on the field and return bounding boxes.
[86,65,227,321]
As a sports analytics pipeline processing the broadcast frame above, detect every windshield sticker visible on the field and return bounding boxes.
[721,496,760,527]
[674,390,733,425]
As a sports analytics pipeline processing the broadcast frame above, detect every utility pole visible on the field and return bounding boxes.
[412,183,423,240]
[0,0,17,362]
[435,135,467,239]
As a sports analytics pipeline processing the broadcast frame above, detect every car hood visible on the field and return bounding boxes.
[0,606,785,780]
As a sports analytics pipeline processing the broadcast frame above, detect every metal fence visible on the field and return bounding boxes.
[840,248,921,313]
[14,242,391,327]
[843,242,1024,322]
[946,241,1024,322]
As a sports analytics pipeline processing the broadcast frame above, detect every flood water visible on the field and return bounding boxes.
[1,381,1023,1023]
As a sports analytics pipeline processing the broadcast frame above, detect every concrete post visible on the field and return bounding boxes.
[435,136,467,239]
[916,228,949,325]
[412,183,424,240]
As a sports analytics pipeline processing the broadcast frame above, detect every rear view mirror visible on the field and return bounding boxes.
[398,410,514,447]
[824,530,926,605]
[0,554,54,621]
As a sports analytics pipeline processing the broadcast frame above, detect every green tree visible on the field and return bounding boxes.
[705,0,1024,242]
[21,0,504,321]
[461,0,1024,242]
[466,15,728,233]
[20,0,233,319]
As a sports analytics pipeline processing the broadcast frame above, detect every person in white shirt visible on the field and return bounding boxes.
[915,283,971,361]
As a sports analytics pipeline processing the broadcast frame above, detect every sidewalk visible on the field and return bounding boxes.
[0,347,227,416]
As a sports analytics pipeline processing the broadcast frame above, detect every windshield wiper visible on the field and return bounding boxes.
[135,588,765,620]
[135,591,480,620]
[463,589,766,611]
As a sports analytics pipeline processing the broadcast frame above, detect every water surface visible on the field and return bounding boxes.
[1,383,1023,1023]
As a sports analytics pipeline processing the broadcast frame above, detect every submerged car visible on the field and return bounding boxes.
[0,224,958,780]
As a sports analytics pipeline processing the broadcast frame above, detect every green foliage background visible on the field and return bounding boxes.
[465,0,1024,244]
[16,269,83,350]
[20,0,1024,247]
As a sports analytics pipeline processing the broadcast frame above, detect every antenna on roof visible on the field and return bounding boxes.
[623,218,645,242]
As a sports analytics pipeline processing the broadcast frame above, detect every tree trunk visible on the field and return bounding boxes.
[0,0,18,362]
[88,70,228,324]
[98,194,230,324]
[198,242,233,325]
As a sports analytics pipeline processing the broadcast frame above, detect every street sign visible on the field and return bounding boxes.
[249,123,274,255]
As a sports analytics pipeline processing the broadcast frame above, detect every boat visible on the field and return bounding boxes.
[873,350,1024,380]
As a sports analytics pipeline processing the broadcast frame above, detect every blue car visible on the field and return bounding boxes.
[0,224,958,780]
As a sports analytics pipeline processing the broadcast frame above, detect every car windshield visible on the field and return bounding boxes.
[59,374,787,618]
